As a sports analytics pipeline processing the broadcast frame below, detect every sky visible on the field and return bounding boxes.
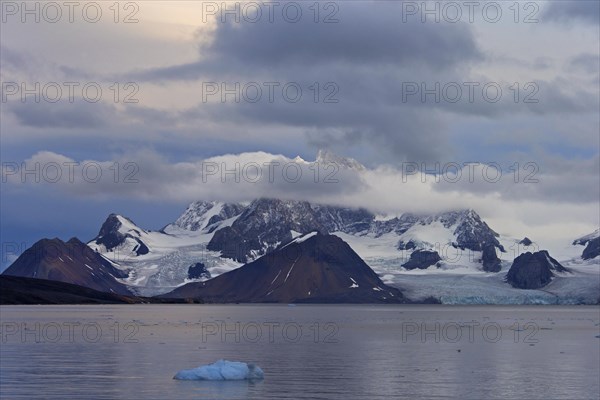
[1,0,599,270]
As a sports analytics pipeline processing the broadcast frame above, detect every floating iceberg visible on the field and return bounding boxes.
[173,360,264,381]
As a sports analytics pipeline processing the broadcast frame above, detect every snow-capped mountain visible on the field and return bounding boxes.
[81,199,514,296]
[206,198,375,262]
[206,199,505,265]
[89,214,152,256]
[5,193,598,303]
[315,149,366,171]
[170,201,245,232]
[87,212,242,296]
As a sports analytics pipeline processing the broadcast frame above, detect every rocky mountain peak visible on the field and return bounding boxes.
[315,149,365,171]
[92,214,149,255]
[173,201,245,232]
[572,229,600,246]
[506,250,569,289]
[447,209,503,252]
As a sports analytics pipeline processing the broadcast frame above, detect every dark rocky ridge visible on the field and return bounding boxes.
[402,250,441,270]
[572,230,599,260]
[433,210,504,252]
[187,262,211,280]
[206,198,504,263]
[94,214,149,255]
[506,251,569,289]
[372,213,420,237]
[2,237,131,295]
[519,237,533,246]
[582,237,599,260]
[173,201,246,232]
[397,240,417,250]
[481,244,502,272]
[166,233,405,303]
[206,199,378,263]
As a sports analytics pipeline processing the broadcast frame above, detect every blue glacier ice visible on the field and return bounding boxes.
[173,360,264,381]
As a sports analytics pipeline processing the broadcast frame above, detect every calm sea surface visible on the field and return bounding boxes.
[1,305,599,399]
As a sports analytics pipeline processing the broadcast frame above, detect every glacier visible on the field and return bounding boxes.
[173,360,264,381]
[387,260,600,305]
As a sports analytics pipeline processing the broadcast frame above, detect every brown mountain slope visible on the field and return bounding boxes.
[2,237,131,295]
[164,232,405,303]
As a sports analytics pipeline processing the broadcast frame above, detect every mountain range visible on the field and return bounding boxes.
[83,199,510,295]
[3,196,599,304]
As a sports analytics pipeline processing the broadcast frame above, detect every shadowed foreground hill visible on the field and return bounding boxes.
[0,276,200,305]
[164,232,406,303]
[0,276,139,304]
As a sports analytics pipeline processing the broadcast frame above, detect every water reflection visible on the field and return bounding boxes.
[1,305,598,399]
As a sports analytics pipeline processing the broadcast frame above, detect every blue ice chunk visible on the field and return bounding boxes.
[174,360,264,381]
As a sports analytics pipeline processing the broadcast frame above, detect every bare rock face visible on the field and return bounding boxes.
[582,237,599,260]
[519,237,533,246]
[206,199,504,268]
[505,251,569,289]
[481,244,502,272]
[397,240,417,250]
[572,230,599,260]
[402,250,441,270]
[187,263,211,280]
[207,198,373,263]
[173,201,245,232]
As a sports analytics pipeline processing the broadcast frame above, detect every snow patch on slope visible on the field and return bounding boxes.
[281,231,318,249]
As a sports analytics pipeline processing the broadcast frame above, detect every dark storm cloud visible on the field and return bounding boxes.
[7,1,593,165]
[209,4,480,69]
[131,2,481,82]
[216,103,446,162]
[121,2,484,162]
[543,1,600,24]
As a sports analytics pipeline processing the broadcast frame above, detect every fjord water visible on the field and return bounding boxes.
[1,305,598,399]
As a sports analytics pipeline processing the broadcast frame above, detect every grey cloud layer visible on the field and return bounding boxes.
[544,1,600,24]
[5,150,599,208]
[116,2,597,164]
[2,2,598,168]
[7,101,113,129]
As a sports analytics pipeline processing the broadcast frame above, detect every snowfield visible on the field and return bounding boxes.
[334,228,599,305]
[89,220,242,296]
[381,260,599,305]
